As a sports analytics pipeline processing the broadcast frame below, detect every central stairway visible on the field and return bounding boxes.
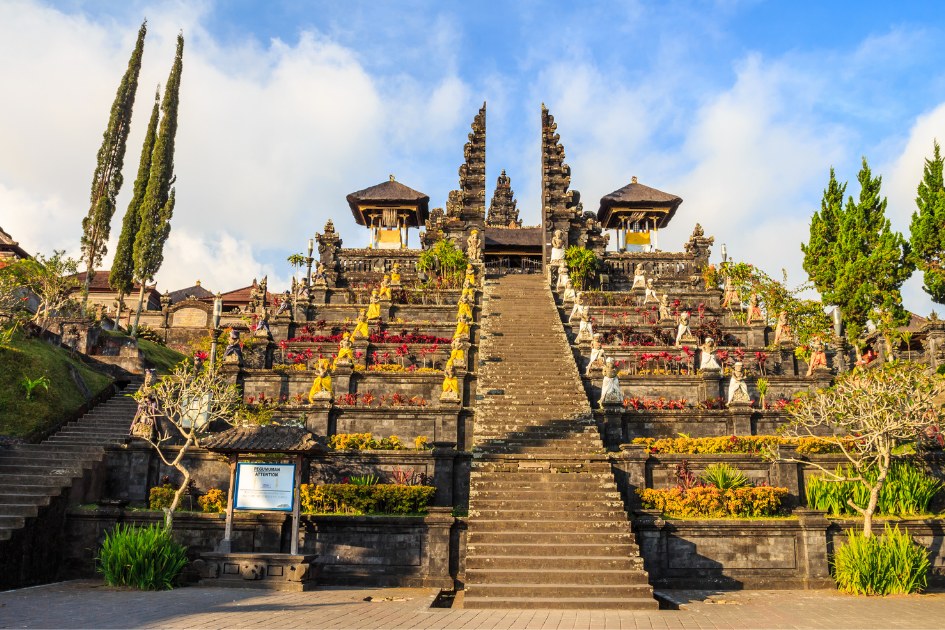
[464,273,656,610]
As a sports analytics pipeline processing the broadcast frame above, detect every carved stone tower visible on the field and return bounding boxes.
[540,105,584,267]
[486,169,521,228]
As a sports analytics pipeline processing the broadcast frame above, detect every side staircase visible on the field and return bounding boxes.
[464,273,656,610]
[0,380,140,587]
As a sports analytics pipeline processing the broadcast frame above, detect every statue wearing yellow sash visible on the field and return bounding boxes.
[464,264,476,287]
[378,275,393,300]
[441,361,459,400]
[366,290,381,320]
[352,309,369,339]
[461,276,475,299]
[457,293,473,320]
[390,263,401,287]
[447,336,465,367]
[335,333,354,367]
[308,359,333,402]
[454,312,470,339]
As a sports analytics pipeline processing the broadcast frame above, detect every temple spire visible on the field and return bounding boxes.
[486,169,521,227]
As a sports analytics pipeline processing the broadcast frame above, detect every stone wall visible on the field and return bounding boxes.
[62,508,457,588]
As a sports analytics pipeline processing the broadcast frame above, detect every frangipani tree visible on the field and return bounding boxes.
[769,362,945,537]
[133,361,241,529]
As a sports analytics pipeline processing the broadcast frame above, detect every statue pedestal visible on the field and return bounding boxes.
[333,364,353,398]
[352,340,369,368]
[728,401,752,436]
[305,399,332,437]
[700,368,721,402]
[601,401,624,445]
[311,286,328,305]
[748,323,767,347]
[379,299,392,322]
[193,553,319,592]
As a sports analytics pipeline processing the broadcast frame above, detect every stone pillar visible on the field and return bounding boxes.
[701,367,721,402]
[616,444,649,509]
[379,298,392,323]
[729,400,752,436]
[631,509,666,583]
[793,509,833,586]
[332,364,353,397]
[778,344,797,376]
[304,400,332,437]
[922,321,945,369]
[311,287,328,305]
[431,442,457,508]
[831,336,848,374]
[812,366,833,391]
[423,507,455,588]
[352,340,369,368]
[770,456,801,509]
[601,401,624,448]
[748,323,767,348]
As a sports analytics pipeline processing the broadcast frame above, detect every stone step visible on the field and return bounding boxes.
[471,472,614,483]
[470,491,621,502]
[462,596,658,611]
[0,485,64,497]
[0,515,26,528]
[0,504,39,518]
[470,499,624,510]
[0,464,87,477]
[0,528,14,541]
[0,474,75,487]
[0,493,52,506]
[0,451,96,463]
[466,555,640,571]
[45,438,125,446]
[464,584,654,600]
[15,445,105,455]
[469,520,630,533]
[472,509,628,521]
[465,568,649,585]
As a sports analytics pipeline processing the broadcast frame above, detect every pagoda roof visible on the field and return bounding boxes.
[597,179,683,229]
[0,226,29,260]
[346,177,430,228]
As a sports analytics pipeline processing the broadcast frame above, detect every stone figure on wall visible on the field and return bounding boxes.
[462,276,475,299]
[335,332,354,367]
[366,290,382,321]
[721,274,739,308]
[308,359,333,402]
[676,311,696,346]
[806,338,828,376]
[378,275,393,300]
[391,263,402,287]
[222,330,244,366]
[699,337,721,371]
[275,291,292,317]
[352,309,369,339]
[644,279,659,304]
[454,312,471,340]
[467,230,482,262]
[577,306,594,342]
[632,264,646,290]
[747,293,763,325]
[563,280,576,303]
[659,294,672,321]
[465,264,476,287]
[727,361,750,404]
[312,263,327,286]
[568,292,585,324]
[599,357,623,406]
[129,370,159,439]
[448,335,465,367]
[774,311,791,345]
[253,310,272,339]
[441,361,459,400]
[550,229,567,261]
[556,259,570,291]
[588,333,606,373]
[457,293,474,320]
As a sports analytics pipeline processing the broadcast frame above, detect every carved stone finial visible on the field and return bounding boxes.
[389,174,395,181]
[631,176,638,184]
[195,279,201,286]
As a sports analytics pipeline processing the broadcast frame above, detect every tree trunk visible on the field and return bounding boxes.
[164,440,193,530]
[114,292,125,332]
[131,282,147,337]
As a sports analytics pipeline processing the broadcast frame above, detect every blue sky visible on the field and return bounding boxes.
[2,0,945,315]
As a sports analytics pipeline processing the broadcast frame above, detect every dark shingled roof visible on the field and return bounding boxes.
[168,284,214,305]
[201,425,325,453]
[346,179,430,227]
[597,181,683,229]
[484,227,543,249]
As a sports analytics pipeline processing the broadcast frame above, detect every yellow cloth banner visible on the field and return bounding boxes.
[625,232,651,245]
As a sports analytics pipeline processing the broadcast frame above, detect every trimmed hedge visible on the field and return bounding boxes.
[636,486,789,517]
[631,435,845,455]
[300,483,435,515]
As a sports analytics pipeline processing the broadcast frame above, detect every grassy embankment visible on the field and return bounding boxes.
[99,329,188,374]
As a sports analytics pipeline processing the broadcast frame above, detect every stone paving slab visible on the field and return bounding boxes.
[2,580,945,629]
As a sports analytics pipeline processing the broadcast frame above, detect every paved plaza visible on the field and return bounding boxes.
[1,580,944,629]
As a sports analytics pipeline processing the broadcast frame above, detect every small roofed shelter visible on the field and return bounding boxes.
[484,227,543,271]
[346,175,430,250]
[597,177,682,252]
[201,424,325,558]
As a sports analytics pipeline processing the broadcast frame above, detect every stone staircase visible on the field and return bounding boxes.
[464,273,656,610]
[0,381,140,543]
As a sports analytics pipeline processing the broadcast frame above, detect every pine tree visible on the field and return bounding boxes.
[108,86,160,330]
[80,20,146,302]
[801,168,846,296]
[826,158,913,355]
[909,140,945,304]
[131,33,183,336]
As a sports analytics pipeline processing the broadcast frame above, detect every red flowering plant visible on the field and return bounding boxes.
[336,393,358,406]
[754,351,769,376]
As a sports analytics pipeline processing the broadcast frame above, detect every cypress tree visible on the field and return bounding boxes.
[909,141,945,304]
[131,33,183,336]
[801,168,846,296]
[80,20,146,301]
[108,86,160,330]
[826,159,914,355]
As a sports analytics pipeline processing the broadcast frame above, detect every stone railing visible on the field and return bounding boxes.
[601,251,699,284]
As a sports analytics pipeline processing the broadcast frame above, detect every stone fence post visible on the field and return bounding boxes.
[431,442,457,507]
[793,508,833,587]
[423,507,455,588]
[613,444,649,509]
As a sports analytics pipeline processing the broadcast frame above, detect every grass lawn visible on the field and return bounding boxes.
[100,329,188,374]
[0,330,114,438]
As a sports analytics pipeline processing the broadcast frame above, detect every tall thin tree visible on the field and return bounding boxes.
[801,168,846,296]
[109,86,160,330]
[131,33,183,336]
[80,20,146,303]
[910,140,945,305]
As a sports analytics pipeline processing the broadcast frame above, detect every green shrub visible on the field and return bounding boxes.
[700,463,750,490]
[300,483,435,515]
[349,475,380,486]
[806,462,942,516]
[636,486,788,518]
[148,484,179,511]
[135,324,166,347]
[832,524,930,595]
[329,433,421,450]
[96,524,189,590]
